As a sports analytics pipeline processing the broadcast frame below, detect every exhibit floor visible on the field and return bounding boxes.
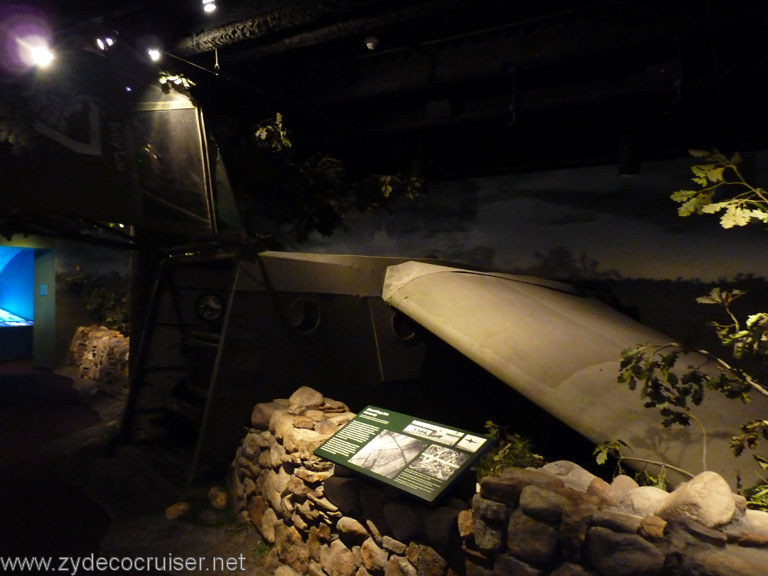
[0,360,267,575]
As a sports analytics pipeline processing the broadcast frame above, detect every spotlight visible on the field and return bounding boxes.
[202,0,217,13]
[147,48,161,62]
[364,35,379,51]
[17,36,54,68]
[29,43,54,67]
[95,35,115,51]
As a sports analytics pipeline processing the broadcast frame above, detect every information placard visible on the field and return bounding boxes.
[314,406,494,502]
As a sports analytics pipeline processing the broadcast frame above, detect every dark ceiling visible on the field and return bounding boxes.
[10,0,768,179]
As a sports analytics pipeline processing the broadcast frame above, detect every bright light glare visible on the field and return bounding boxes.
[147,48,161,62]
[203,3,217,12]
[16,36,54,68]
[96,38,105,50]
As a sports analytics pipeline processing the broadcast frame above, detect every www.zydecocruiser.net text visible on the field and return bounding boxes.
[0,553,247,573]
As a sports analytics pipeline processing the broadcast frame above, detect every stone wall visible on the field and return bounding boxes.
[229,387,768,576]
[68,324,129,396]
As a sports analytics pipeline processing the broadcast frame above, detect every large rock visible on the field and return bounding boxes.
[385,556,418,576]
[493,554,543,576]
[383,502,424,542]
[506,509,558,566]
[474,517,503,552]
[604,475,640,506]
[590,509,644,534]
[326,477,363,517]
[320,539,357,576]
[481,468,564,506]
[271,410,296,439]
[681,543,768,576]
[542,461,597,493]
[620,486,669,517]
[308,524,332,561]
[458,509,475,539]
[283,427,333,453]
[412,545,447,576]
[264,467,292,511]
[656,471,735,528]
[586,527,665,576]
[275,523,310,574]
[289,386,326,410]
[725,509,768,546]
[252,401,286,429]
[472,494,508,523]
[338,517,371,546]
[361,537,389,573]
[423,506,460,548]
[518,485,569,524]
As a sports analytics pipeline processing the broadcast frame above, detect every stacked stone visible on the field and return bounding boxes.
[230,388,768,576]
[465,460,768,576]
[229,386,469,576]
[68,324,130,396]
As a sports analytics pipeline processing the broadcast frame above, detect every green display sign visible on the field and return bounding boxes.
[314,406,494,502]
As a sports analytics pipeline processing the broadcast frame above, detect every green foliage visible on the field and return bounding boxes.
[474,421,544,479]
[158,72,196,94]
[61,272,129,335]
[671,149,768,228]
[617,149,768,506]
[236,112,423,241]
[593,439,681,491]
[593,438,630,467]
[255,113,292,152]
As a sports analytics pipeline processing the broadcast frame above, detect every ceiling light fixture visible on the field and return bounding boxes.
[202,0,217,14]
[147,48,161,62]
[364,35,379,51]
[96,36,115,51]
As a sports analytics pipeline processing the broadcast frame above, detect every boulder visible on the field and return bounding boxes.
[506,509,558,566]
[620,486,668,517]
[519,485,569,524]
[289,386,325,410]
[681,543,768,576]
[481,468,564,506]
[656,471,735,528]
[361,537,389,573]
[604,475,639,506]
[542,461,597,492]
[320,539,357,576]
[586,527,665,576]
[252,401,285,429]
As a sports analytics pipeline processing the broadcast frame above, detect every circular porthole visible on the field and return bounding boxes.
[391,310,418,342]
[195,293,224,323]
[288,297,322,335]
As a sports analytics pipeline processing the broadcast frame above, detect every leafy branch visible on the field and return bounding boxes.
[593,439,692,489]
[671,149,768,228]
[233,112,423,241]
[474,421,544,479]
[158,72,196,94]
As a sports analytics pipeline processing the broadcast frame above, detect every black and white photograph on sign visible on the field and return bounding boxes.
[456,433,487,453]
[403,420,464,446]
[348,430,428,479]
[407,444,469,481]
